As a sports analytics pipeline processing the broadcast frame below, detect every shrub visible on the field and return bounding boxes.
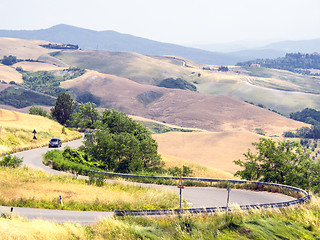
[0,155,23,168]
[2,55,18,66]
[87,172,105,186]
[168,165,193,177]
[29,106,48,117]
[157,78,197,91]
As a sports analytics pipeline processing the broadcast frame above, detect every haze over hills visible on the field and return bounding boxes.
[0,24,239,65]
[1,24,319,66]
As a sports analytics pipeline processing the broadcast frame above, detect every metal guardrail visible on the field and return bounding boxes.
[89,170,311,216]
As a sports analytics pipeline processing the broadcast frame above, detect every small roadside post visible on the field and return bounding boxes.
[226,186,231,214]
[177,177,184,210]
[59,195,63,207]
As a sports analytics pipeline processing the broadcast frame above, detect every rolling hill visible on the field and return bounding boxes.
[0,37,312,174]
[0,24,240,65]
[54,49,320,116]
[0,108,80,154]
[61,70,306,135]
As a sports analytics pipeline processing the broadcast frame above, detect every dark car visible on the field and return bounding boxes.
[49,138,62,148]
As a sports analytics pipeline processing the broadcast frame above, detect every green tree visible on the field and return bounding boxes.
[83,109,163,173]
[79,102,99,128]
[234,138,314,190]
[50,92,75,125]
[2,55,17,66]
[29,106,47,117]
[69,102,100,129]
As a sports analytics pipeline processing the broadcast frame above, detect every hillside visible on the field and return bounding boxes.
[61,70,306,135]
[153,131,262,173]
[1,37,320,115]
[238,53,320,75]
[54,49,320,115]
[0,64,23,83]
[0,38,55,59]
[0,108,80,154]
[0,24,240,65]
[0,37,312,175]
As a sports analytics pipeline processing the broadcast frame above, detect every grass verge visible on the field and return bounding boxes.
[0,166,181,211]
[0,196,319,239]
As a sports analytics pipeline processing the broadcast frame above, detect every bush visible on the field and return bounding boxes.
[29,106,48,117]
[2,55,18,66]
[43,149,98,175]
[87,172,105,186]
[168,165,193,177]
[0,155,23,168]
[157,78,197,91]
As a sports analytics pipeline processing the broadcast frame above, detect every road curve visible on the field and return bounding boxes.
[4,138,295,224]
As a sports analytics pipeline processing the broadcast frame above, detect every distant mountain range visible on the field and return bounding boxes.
[0,24,319,65]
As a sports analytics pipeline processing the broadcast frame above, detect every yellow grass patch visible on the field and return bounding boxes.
[0,37,55,59]
[0,217,86,240]
[13,61,65,72]
[0,64,23,83]
[0,167,178,210]
[161,154,235,179]
[154,131,265,173]
[0,108,80,154]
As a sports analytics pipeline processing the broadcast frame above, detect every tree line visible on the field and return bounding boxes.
[237,53,320,76]
[284,108,320,139]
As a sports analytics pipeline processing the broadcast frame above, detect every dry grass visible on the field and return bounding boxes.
[0,195,319,239]
[0,167,179,211]
[0,37,55,60]
[0,64,23,83]
[0,108,80,154]
[0,217,86,240]
[62,70,307,135]
[12,61,65,72]
[154,131,266,173]
[161,154,235,179]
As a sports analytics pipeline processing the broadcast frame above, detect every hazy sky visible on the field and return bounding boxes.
[1,0,320,45]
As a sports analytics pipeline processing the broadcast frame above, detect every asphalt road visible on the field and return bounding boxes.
[4,137,295,224]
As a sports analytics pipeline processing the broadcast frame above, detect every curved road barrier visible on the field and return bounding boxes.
[7,139,310,223]
[88,171,310,216]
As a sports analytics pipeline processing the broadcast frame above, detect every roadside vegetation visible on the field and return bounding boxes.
[1,196,320,239]
[0,166,181,211]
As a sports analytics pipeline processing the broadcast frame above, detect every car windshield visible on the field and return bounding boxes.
[50,138,59,142]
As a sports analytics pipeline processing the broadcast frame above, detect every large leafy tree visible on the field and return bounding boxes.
[70,102,100,129]
[234,138,314,190]
[50,92,75,125]
[83,109,163,173]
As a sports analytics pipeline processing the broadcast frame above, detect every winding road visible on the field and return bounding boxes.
[1,138,295,225]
